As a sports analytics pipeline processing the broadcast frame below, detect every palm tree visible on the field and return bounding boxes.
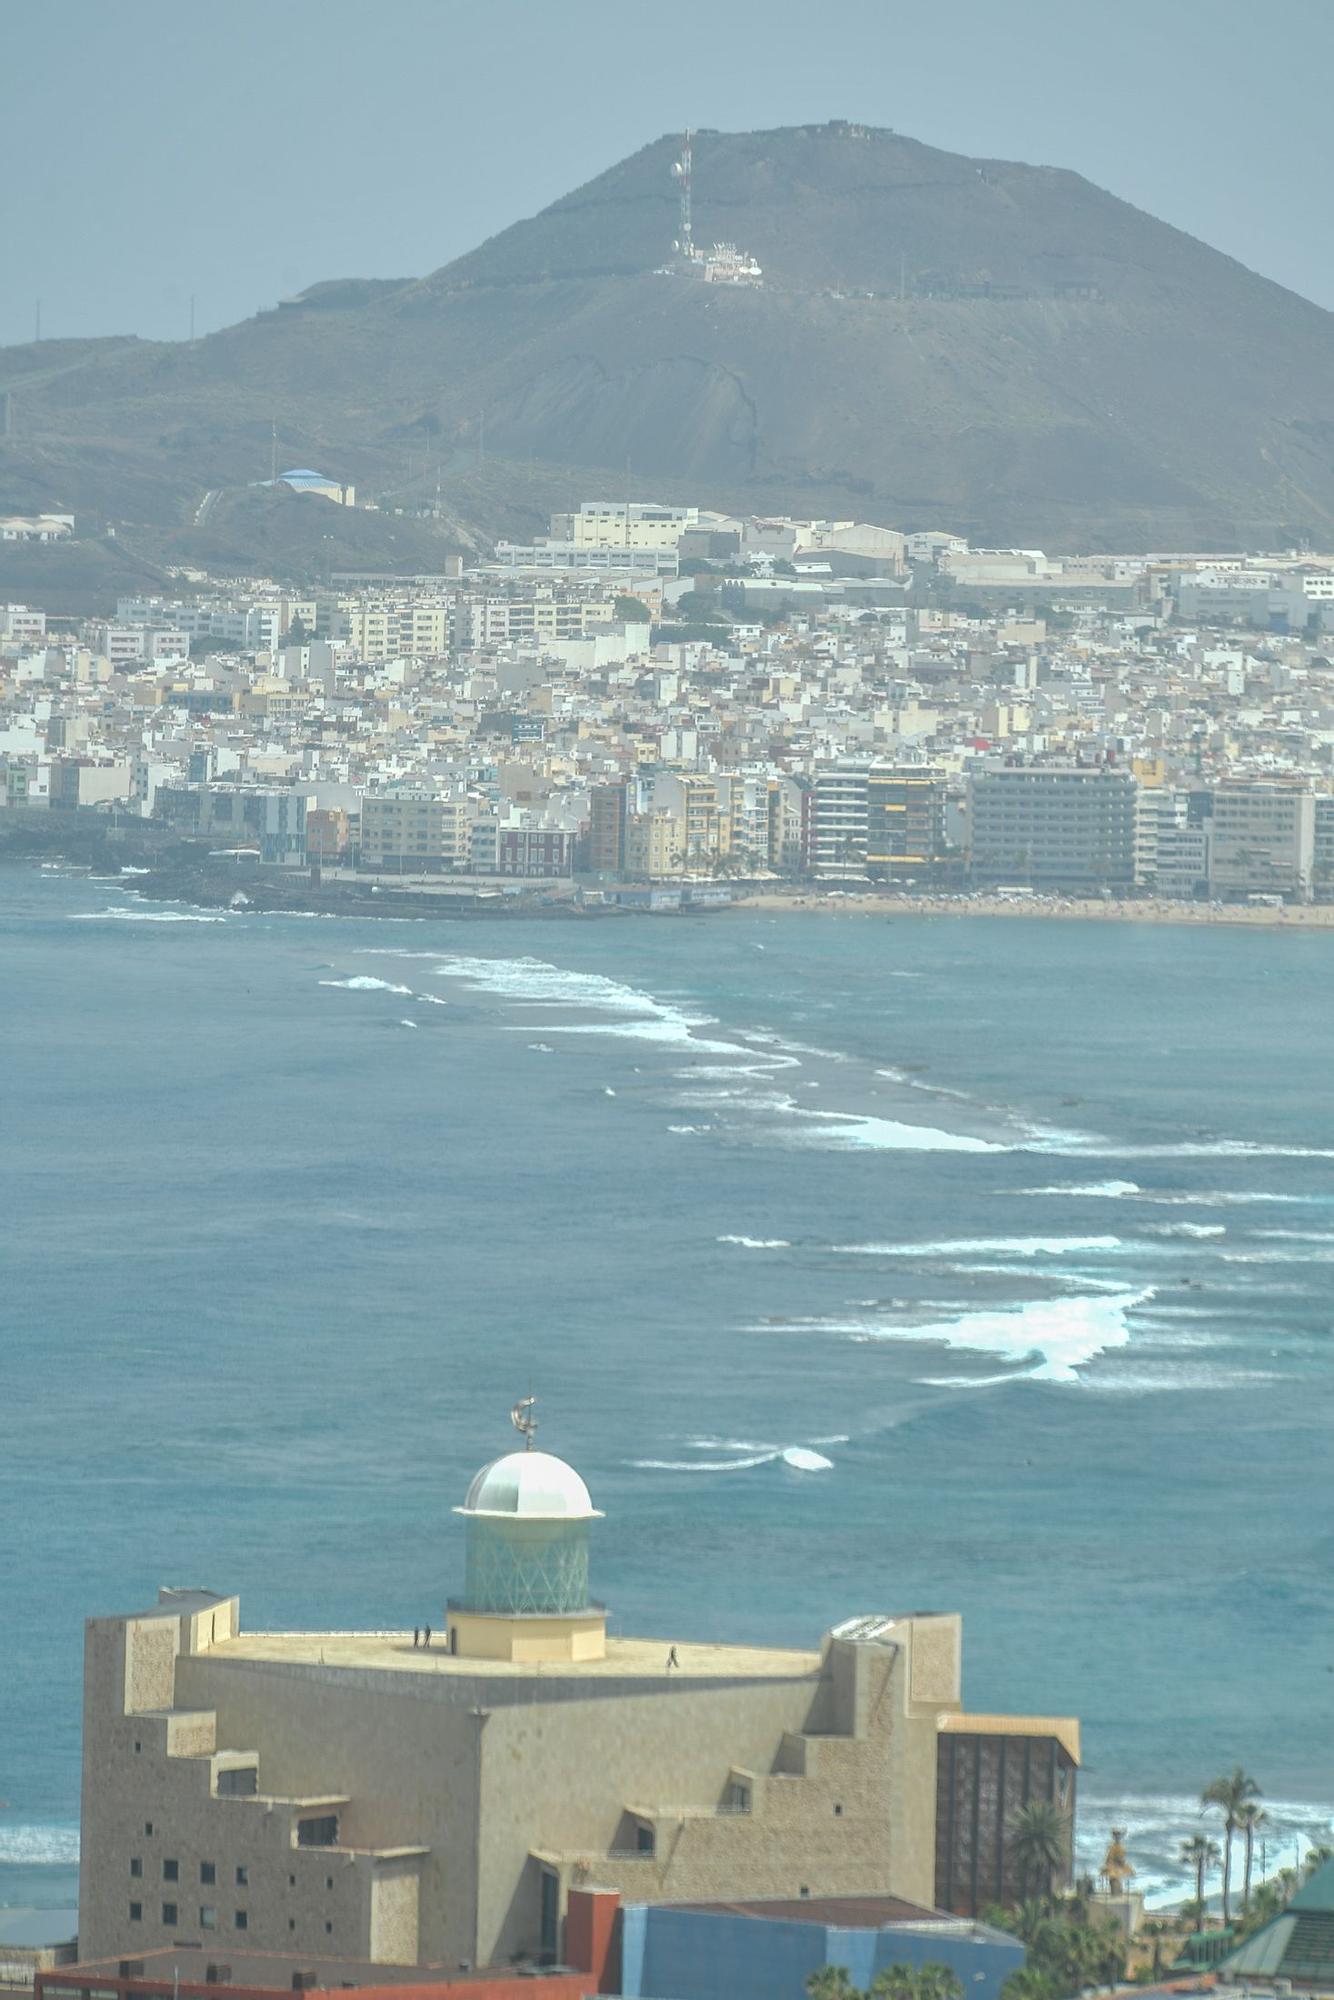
[1236,1801,1267,1911]
[807,1970,860,2000]
[1010,1898,1050,1946]
[869,1967,963,2000]
[1202,1768,1260,1923]
[1180,1833,1222,1920]
[1305,1843,1334,1880]
[1009,1800,1071,1908]
[1000,1971,1055,2000]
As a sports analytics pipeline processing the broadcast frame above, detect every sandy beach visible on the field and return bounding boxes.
[738,889,1334,929]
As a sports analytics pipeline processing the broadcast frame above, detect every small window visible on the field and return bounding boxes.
[130,1858,143,1879]
[235,1867,248,1887]
[129,1903,142,1923]
[325,1877,333,1891]
[324,1923,332,1936]
[200,1907,217,1930]
[234,1912,248,1933]
[636,1824,655,1855]
[834,1802,843,1817]
[144,1822,154,1837]
[288,1873,296,1888]
[163,1859,179,1883]
[134,1741,142,1754]
[162,1902,178,1927]
[201,1862,216,1885]
[288,1919,296,1933]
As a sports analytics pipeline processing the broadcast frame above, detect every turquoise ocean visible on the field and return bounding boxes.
[3,866,1333,1914]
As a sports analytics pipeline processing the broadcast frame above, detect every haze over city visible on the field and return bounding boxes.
[3,11,1332,2000]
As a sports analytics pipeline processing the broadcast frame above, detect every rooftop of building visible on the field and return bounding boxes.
[668,1893,952,1927]
[199,1630,822,1681]
[45,1946,584,1995]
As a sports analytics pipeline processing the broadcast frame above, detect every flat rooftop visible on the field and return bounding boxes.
[200,1632,822,1681]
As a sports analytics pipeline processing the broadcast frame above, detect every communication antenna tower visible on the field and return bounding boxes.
[671,130,694,260]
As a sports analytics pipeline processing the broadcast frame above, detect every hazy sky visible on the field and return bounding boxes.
[4,0,1333,349]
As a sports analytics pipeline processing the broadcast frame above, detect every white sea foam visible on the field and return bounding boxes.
[633,1453,779,1471]
[779,1110,1002,1154]
[741,1028,850,1063]
[319,976,413,994]
[530,1017,741,1053]
[1219,1246,1334,1264]
[399,1019,417,1029]
[782,1446,833,1471]
[832,1234,1124,1258]
[415,993,449,1006]
[667,1123,712,1135]
[1077,1793,1334,1907]
[1051,1138,1334,1160]
[633,1438,835,1473]
[1021,1180,1142,1198]
[69,905,225,923]
[845,1287,1153,1382]
[1075,1363,1279,1393]
[0,1822,81,1865]
[717,1235,791,1249]
[1254,1227,1334,1242]
[1144,1222,1227,1238]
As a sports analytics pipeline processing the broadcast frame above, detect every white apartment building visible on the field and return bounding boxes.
[548,502,699,550]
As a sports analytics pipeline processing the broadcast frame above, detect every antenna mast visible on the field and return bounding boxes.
[672,130,694,261]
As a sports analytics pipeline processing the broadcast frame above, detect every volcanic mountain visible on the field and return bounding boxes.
[7,120,1334,581]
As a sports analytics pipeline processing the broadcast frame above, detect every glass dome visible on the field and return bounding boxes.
[455,1450,601,1616]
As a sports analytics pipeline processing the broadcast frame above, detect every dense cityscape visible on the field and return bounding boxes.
[7,498,1334,910]
[6,13,1334,2000]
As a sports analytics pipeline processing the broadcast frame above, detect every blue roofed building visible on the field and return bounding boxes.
[272,467,356,505]
[619,1893,1025,2000]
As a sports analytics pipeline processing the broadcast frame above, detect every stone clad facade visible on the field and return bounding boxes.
[78,1446,1078,1974]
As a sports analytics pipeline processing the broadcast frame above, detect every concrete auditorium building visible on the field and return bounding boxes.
[78,1421,1078,1974]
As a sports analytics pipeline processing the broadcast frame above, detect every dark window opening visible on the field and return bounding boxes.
[130,1858,143,1878]
[129,1904,142,1923]
[539,1869,559,1962]
[235,1867,248,1887]
[235,1913,248,1932]
[296,1815,338,1848]
[201,1863,216,1885]
[163,1860,178,1883]
[216,1767,258,1798]
[162,1903,178,1927]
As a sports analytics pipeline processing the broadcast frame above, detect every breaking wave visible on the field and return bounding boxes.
[319,976,413,994]
[69,905,224,923]
[841,1287,1153,1382]
[832,1235,1124,1258]
[0,1823,81,1865]
[633,1436,836,1474]
[779,1110,1002,1153]
[717,1235,791,1249]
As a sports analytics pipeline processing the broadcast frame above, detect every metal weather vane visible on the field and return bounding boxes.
[510,1394,538,1451]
